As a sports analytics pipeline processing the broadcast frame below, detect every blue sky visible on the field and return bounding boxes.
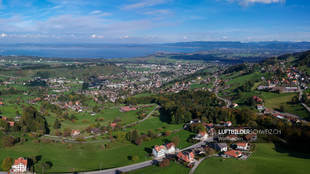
[0,0,309,43]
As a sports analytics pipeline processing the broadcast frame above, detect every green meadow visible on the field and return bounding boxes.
[195,143,310,174]
[0,130,193,173]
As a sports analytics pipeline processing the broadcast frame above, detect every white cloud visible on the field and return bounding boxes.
[228,0,285,6]
[244,0,284,3]
[122,0,169,10]
[120,35,129,39]
[90,10,102,15]
[144,9,171,15]
[90,10,112,16]
[0,33,7,37]
[91,34,104,39]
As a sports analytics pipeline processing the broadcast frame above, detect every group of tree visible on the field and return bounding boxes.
[20,106,49,134]
[155,90,222,124]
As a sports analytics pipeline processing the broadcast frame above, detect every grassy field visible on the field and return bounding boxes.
[226,72,262,89]
[0,130,194,172]
[190,83,212,90]
[127,115,183,133]
[262,92,309,119]
[195,143,310,174]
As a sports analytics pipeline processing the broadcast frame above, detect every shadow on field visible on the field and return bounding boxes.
[273,142,310,159]
[158,108,171,123]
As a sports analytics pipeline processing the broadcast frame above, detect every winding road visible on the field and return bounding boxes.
[213,75,231,107]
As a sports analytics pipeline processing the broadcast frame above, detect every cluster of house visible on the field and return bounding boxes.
[270,112,301,123]
[210,140,251,159]
[82,63,206,102]
[63,101,84,112]
[120,106,137,112]
[152,134,255,167]
[164,82,191,93]
[252,96,265,112]
[258,65,309,94]
[152,142,196,165]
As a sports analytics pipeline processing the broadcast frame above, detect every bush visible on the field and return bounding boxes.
[2,136,18,147]
[132,155,139,162]
[1,157,13,171]
[159,159,170,167]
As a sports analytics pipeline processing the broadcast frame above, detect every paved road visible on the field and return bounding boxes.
[301,103,310,113]
[81,160,154,174]
[297,85,310,113]
[213,75,231,108]
[82,139,211,174]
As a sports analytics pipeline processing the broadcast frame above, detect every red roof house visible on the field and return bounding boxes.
[177,151,195,163]
[120,106,137,112]
[8,121,15,127]
[224,150,242,158]
[11,157,28,173]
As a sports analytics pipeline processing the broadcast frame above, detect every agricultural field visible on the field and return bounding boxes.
[261,92,309,119]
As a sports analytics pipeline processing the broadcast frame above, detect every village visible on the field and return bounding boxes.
[3,117,258,173]
[151,119,256,169]
[0,52,309,174]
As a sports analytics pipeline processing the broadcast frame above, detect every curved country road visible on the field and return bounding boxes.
[81,140,209,174]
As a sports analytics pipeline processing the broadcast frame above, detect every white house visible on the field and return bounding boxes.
[193,131,208,141]
[71,129,80,137]
[257,104,264,112]
[152,143,176,158]
[165,143,176,154]
[11,157,28,173]
[152,145,166,158]
[235,142,249,150]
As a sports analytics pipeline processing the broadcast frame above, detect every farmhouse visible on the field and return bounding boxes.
[224,150,242,158]
[8,121,15,127]
[253,96,263,103]
[152,143,176,158]
[235,142,249,150]
[120,106,137,112]
[71,129,80,137]
[193,131,208,141]
[245,133,257,142]
[177,151,195,163]
[10,157,28,173]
